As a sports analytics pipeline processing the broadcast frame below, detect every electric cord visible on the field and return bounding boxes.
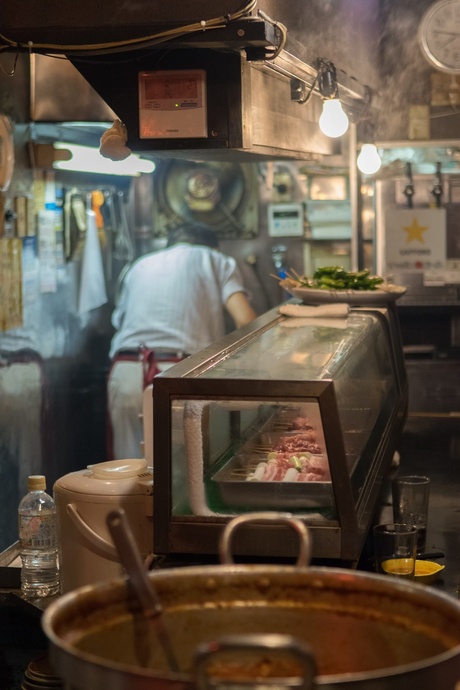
[0,0,257,55]
[257,10,287,60]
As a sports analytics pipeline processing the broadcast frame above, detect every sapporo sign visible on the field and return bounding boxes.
[384,207,446,273]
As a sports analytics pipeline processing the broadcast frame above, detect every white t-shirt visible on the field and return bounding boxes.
[109,243,247,358]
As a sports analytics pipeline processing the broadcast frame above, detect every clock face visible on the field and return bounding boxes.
[419,0,460,74]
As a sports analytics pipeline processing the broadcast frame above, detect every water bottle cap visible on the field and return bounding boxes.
[28,475,46,491]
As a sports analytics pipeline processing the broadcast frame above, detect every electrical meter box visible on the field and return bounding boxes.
[139,69,207,139]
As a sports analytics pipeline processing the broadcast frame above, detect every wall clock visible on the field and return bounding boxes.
[419,0,460,74]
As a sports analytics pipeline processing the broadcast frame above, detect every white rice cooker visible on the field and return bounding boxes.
[53,458,153,593]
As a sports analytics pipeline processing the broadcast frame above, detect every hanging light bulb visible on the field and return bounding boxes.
[315,58,350,139]
[357,143,382,175]
[319,98,349,138]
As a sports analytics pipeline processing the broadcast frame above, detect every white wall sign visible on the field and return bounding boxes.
[384,207,446,273]
[267,203,304,237]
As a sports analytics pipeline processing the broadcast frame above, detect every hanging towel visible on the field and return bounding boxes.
[78,209,108,315]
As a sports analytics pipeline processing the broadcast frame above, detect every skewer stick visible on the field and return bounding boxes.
[290,267,303,280]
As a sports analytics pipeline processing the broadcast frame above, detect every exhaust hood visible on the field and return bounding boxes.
[67,46,339,162]
[3,1,374,162]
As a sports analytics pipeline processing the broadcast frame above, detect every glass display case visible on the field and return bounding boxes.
[152,302,408,565]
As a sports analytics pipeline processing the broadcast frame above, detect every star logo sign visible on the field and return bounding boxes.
[403,218,428,244]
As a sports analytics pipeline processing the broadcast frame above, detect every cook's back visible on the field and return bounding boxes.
[109,242,244,357]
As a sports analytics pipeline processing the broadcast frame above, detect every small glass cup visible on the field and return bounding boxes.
[392,475,431,552]
[373,523,417,580]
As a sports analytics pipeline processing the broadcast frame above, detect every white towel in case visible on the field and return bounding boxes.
[279,303,350,319]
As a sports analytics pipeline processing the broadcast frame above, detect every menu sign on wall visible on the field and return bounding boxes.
[384,208,446,273]
[0,238,23,331]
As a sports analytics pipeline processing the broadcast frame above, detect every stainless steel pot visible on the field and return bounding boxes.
[42,513,460,690]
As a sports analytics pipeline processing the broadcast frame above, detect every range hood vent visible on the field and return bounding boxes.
[66,45,336,162]
[8,2,373,162]
[31,54,116,125]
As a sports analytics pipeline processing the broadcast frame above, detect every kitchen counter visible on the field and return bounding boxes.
[1,413,460,688]
[365,413,460,598]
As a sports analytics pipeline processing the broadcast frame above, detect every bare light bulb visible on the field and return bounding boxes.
[357,143,382,175]
[319,98,349,138]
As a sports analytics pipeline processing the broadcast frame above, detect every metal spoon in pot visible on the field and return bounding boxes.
[106,508,180,673]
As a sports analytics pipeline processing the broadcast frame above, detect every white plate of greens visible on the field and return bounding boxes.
[282,267,407,306]
[290,285,407,306]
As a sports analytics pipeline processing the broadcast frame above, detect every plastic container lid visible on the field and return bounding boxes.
[53,459,153,497]
[28,475,46,491]
[88,459,148,480]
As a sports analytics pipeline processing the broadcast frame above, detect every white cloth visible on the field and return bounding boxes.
[279,303,349,318]
[109,243,247,358]
[182,400,261,517]
[183,400,217,516]
[78,210,108,315]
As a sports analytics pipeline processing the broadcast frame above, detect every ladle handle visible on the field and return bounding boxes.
[106,508,180,674]
[107,508,161,618]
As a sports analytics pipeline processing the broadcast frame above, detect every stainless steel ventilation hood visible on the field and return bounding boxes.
[67,46,339,162]
[30,48,338,162]
[6,1,374,162]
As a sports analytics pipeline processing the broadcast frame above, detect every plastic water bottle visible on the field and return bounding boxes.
[18,475,60,597]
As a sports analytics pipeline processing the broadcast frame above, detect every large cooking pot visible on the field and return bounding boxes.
[42,513,460,690]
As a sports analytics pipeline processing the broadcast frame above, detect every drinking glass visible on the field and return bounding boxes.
[373,523,417,580]
[392,475,430,552]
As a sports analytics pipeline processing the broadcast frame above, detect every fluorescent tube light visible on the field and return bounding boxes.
[53,143,155,176]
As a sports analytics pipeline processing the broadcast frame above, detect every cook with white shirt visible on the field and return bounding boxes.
[107,223,257,459]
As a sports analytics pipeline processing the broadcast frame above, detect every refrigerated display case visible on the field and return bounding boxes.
[152,301,407,566]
